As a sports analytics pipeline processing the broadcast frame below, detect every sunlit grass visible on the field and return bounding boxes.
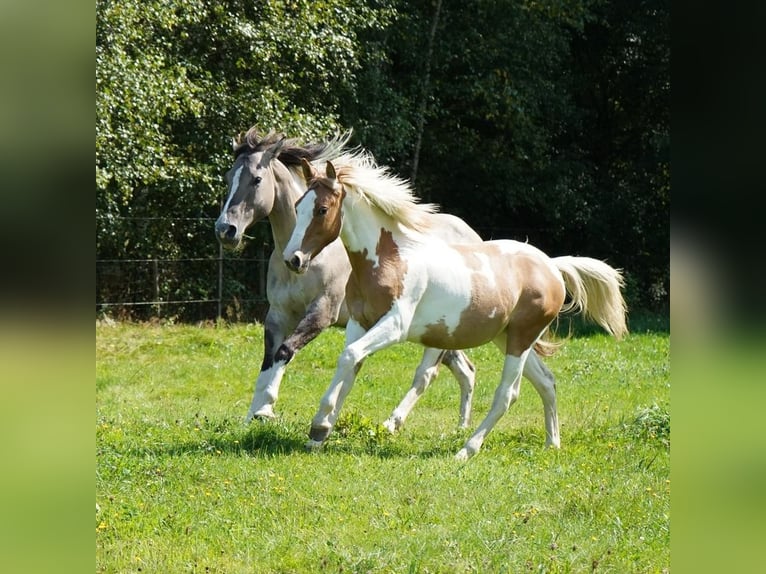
[97,322,669,573]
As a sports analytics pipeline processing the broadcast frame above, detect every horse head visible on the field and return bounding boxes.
[284,159,345,273]
[215,132,287,249]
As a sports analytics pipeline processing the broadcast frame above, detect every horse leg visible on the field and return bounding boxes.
[523,351,560,448]
[455,348,531,461]
[308,315,403,449]
[246,301,335,422]
[245,311,286,422]
[443,350,476,428]
[382,348,446,433]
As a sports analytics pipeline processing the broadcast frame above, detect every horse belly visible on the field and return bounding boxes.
[412,303,511,350]
[408,265,513,350]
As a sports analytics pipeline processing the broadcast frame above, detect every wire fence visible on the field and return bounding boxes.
[96,216,272,322]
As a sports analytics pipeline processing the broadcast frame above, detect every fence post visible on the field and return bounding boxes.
[152,258,161,318]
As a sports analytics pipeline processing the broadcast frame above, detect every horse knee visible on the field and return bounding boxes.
[274,343,295,364]
[338,347,363,371]
[506,386,521,408]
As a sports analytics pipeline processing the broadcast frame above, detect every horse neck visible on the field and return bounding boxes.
[266,162,303,254]
[340,194,408,258]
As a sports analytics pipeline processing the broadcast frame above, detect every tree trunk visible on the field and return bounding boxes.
[411,0,443,189]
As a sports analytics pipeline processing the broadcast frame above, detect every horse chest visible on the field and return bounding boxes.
[345,248,407,330]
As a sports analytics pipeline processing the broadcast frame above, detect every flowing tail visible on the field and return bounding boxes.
[553,256,628,339]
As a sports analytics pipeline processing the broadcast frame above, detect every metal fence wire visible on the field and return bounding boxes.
[96,216,271,322]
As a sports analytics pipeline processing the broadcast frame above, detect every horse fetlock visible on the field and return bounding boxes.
[456,438,481,460]
[382,415,402,433]
[248,390,278,420]
[274,344,294,364]
[545,436,561,449]
[245,402,276,423]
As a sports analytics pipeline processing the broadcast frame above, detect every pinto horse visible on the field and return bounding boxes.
[284,156,628,460]
[215,128,480,428]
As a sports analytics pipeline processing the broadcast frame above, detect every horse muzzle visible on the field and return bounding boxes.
[284,251,311,274]
[215,218,241,249]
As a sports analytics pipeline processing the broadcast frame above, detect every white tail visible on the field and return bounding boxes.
[553,256,628,339]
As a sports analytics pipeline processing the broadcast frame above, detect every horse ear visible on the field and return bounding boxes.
[326,161,337,180]
[301,157,315,181]
[268,134,287,157]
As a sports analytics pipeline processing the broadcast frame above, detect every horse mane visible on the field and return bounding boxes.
[232,127,438,230]
[281,131,355,167]
[233,127,292,156]
[332,150,439,232]
[233,126,354,168]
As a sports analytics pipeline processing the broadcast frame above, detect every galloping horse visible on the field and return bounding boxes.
[284,156,628,460]
[215,128,481,428]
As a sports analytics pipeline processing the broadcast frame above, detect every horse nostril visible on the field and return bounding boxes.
[286,254,302,271]
[215,220,238,243]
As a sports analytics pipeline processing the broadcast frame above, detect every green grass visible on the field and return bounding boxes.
[96,322,669,573]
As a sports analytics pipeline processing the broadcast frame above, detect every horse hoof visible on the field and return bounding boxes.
[454,448,472,461]
[305,439,324,452]
[381,417,400,434]
[246,406,276,423]
[308,426,331,443]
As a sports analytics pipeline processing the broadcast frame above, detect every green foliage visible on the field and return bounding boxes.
[625,403,670,447]
[97,322,670,572]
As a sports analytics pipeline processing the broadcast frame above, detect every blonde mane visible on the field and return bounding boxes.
[331,150,439,232]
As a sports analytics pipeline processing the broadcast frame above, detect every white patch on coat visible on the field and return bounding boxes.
[223,165,244,212]
[284,189,317,257]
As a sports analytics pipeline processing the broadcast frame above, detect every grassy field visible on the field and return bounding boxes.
[96,321,669,573]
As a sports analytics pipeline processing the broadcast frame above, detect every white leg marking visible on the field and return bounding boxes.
[523,352,560,448]
[383,347,443,433]
[444,350,476,429]
[308,315,404,447]
[245,362,287,422]
[456,349,531,461]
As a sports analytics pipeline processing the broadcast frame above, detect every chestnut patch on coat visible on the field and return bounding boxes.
[504,255,566,356]
[300,185,344,259]
[345,228,407,330]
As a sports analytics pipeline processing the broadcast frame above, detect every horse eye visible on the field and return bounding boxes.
[318,206,328,216]
[253,176,262,185]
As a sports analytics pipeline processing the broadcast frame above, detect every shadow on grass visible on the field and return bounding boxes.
[166,420,576,461]
[143,418,310,458]
[135,412,666,461]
